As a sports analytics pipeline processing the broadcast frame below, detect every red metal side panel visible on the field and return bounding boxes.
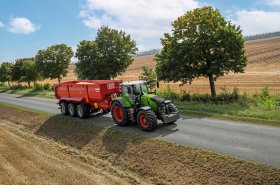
[87,83,102,101]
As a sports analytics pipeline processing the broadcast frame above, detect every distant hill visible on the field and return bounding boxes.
[244,32,280,41]
[135,49,161,56]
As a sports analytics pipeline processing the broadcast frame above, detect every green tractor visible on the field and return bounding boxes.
[111,81,180,131]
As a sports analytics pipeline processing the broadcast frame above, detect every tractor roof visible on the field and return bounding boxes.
[122,80,146,85]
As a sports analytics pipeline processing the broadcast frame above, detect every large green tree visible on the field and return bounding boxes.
[12,58,25,85]
[0,62,14,86]
[36,44,73,82]
[75,26,138,80]
[155,6,247,97]
[21,59,40,87]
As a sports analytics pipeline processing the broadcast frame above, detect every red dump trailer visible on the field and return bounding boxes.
[54,80,121,118]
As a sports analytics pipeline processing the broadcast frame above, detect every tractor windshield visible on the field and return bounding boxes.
[135,83,148,94]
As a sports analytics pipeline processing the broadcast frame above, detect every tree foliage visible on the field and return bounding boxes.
[0,62,14,86]
[12,58,25,84]
[75,26,138,80]
[139,66,157,90]
[21,59,40,87]
[155,6,247,97]
[36,44,73,82]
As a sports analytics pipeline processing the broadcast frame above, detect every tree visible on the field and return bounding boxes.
[36,44,73,82]
[12,58,25,85]
[139,66,157,90]
[75,26,138,80]
[0,62,14,86]
[21,59,40,87]
[155,6,247,97]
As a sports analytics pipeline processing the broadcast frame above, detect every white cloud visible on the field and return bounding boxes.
[266,0,280,6]
[232,10,280,36]
[80,0,199,40]
[0,21,4,28]
[8,17,40,34]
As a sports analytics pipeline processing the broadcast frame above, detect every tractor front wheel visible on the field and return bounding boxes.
[111,101,129,127]
[137,110,157,132]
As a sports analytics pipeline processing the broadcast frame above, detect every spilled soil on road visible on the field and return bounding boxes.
[0,104,280,185]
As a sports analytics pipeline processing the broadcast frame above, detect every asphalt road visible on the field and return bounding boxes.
[1,93,280,167]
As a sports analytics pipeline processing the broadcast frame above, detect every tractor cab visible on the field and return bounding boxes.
[121,80,149,96]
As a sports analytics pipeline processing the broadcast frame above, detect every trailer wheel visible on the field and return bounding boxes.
[60,102,69,115]
[77,104,90,119]
[111,101,128,127]
[68,103,77,117]
[137,110,157,132]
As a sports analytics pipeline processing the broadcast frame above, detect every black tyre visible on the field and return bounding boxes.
[68,103,77,117]
[60,102,69,115]
[167,103,177,113]
[111,101,129,127]
[137,109,157,132]
[166,103,178,124]
[77,104,90,119]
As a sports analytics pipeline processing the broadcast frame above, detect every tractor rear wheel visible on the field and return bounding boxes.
[111,101,129,127]
[60,102,69,115]
[137,109,157,132]
[68,103,77,117]
[77,104,90,119]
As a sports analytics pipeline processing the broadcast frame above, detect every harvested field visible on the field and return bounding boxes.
[43,36,280,94]
[0,103,280,185]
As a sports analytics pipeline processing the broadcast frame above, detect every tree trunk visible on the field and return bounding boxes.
[28,81,30,88]
[8,81,10,86]
[208,74,216,97]
[58,78,61,83]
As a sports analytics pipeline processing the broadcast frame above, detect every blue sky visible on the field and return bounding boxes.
[0,0,280,62]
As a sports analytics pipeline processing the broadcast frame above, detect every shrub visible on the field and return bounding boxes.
[180,90,191,102]
[33,83,43,91]
[157,86,180,101]
[10,85,26,90]
[43,83,51,90]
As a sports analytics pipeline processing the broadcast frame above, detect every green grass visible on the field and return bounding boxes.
[176,101,280,126]
[0,85,54,99]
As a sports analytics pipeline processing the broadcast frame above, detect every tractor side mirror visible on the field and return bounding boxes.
[157,81,160,88]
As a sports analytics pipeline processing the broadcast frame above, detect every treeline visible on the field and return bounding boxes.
[244,31,280,41]
[0,44,73,87]
[0,26,137,87]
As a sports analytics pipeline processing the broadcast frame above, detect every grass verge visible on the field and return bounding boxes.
[0,103,280,185]
[0,85,54,99]
[176,101,280,126]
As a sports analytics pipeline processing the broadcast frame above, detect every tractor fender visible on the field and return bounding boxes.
[111,99,127,108]
[137,106,151,113]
